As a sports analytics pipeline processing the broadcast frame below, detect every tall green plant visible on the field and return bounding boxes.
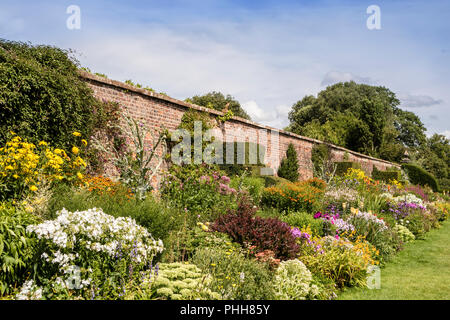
[277,143,299,182]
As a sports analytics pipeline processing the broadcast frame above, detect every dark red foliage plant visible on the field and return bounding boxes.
[211,197,300,260]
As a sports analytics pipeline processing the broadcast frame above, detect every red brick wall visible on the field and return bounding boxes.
[81,71,399,187]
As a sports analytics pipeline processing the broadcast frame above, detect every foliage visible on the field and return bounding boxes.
[401,163,439,192]
[372,166,402,184]
[137,262,220,300]
[261,181,324,213]
[277,143,299,182]
[272,259,322,300]
[219,141,266,177]
[299,236,370,288]
[211,198,300,260]
[0,133,87,202]
[0,40,101,152]
[335,162,362,176]
[161,164,237,220]
[46,184,182,245]
[92,112,167,200]
[230,175,265,203]
[21,208,164,300]
[280,211,325,237]
[393,224,415,243]
[186,91,251,120]
[287,81,414,161]
[191,247,275,299]
[311,144,336,183]
[0,205,39,296]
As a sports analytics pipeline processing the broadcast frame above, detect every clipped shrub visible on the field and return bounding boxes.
[219,141,266,177]
[211,198,300,260]
[401,163,439,192]
[334,162,362,176]
[372,166,402,183]
[277,143,299,182]
[0,205,38,296]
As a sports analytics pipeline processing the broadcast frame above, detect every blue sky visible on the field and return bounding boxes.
[1,0,449,137]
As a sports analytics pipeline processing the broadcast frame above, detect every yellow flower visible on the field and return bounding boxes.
[73,132,81,137]
[77,172,84,180]
[39,141,48,146]
[72,146,79,155]
[5,165,14,170]
[29,185,38,192]
[13,174,19,179]
[81,139,88,146]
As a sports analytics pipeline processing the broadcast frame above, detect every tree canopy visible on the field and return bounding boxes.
[286,81,427,162]
[185,91,251,120]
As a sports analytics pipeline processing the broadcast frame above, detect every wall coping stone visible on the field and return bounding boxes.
[79,70,400,168]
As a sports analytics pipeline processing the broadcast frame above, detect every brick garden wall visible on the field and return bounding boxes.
[80,71,399,187]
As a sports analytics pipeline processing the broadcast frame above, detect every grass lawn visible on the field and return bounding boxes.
[339,220,450,300]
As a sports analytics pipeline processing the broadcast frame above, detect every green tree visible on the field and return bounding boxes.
[186,91,251,120]
[277,143,299,182]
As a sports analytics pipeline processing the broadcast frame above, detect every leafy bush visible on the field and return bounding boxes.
[161,164,238,220]
[261,182,324,213]
[211,198,299,260]
[191,247,275,299]
[335,162,362,176]
[0,40,100,151]
[280,212,324,237]
[347,211,400,259]
[20,208,164,300]
[272,259,322,300]
[402,163,439,192]
[277,143,299,182]
[46,184,183,245]
[299,236,370,288]
[260,175,290,187]
[393,224,415,243]
[230,176,265,203]
[372,166,402,183]
[0,205,38,296]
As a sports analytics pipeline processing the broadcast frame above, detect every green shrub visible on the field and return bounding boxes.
[160,164,238,220]
[219,141,266,177]
[191,247,275,299]
[402,163,440,192]
[46,184,183,244]
[230,176,265,203]
[260,175,290,187]
[371,166,402,183]
[0,205,38,296]
[393,224,415,243]
[277,143,299,182]
[0,40,101,152]
[334,162,362,176]
[280,211,324,236]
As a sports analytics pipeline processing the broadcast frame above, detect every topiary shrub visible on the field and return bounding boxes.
[334,161,362,176]
[372,166,402,183]
[277,143,299,182]
[401,163,439,192]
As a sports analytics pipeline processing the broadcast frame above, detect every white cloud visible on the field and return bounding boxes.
[242,101,290,129]
[441,130,450,139]
[398,93,443,108]
[321,71,375,87]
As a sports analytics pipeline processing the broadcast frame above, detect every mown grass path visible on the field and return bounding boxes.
[339,220,450,300]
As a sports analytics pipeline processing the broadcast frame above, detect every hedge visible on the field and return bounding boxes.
[372,166,402,183]
[334,161,362,176]
[401,163,440,192]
